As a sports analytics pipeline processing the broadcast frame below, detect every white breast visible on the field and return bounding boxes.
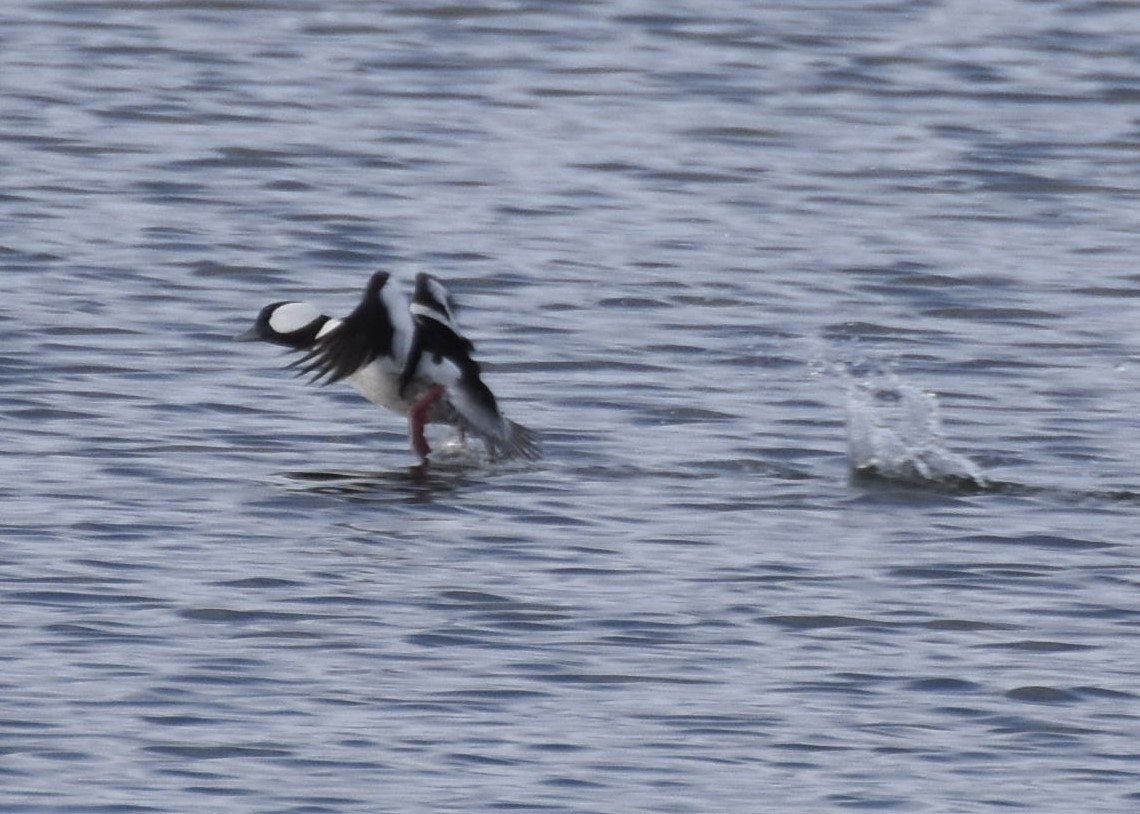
[346,363,412,414]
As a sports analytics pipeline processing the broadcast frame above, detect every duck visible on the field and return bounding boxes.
[238,271,541,462]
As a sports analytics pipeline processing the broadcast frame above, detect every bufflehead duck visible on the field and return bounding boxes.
[238,271,540,462]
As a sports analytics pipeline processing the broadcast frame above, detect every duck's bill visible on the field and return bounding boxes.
[234,325,261,341]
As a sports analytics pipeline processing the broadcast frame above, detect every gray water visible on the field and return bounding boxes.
[4,1,1140,811]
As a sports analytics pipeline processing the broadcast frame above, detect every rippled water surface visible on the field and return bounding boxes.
[5,1,1140,811]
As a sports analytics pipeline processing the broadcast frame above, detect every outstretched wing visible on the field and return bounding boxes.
[291,271,402,385]
[404,272,541,460]
[398,272,471,395]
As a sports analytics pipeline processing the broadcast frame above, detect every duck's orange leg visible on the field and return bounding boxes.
[408,385,444,462]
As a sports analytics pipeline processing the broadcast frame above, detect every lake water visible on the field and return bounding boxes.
[4,1,1140,811]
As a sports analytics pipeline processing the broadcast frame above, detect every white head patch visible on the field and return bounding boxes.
[268,302,321,335]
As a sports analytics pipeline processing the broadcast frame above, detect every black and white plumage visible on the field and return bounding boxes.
[237,271,540,462]
[237,300,332,351]
[398,272,541,461]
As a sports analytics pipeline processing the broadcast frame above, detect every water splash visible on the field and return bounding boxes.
[843,370,986,489]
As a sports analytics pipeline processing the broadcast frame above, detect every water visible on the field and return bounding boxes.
[4,1,1140,811]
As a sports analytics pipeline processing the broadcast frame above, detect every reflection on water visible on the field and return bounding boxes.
[277,464,474,501]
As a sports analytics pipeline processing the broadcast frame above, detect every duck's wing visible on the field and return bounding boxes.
[406,272,542,460]
[398,273,470,395]
[291,271,403,385]
[446,370,543,460]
